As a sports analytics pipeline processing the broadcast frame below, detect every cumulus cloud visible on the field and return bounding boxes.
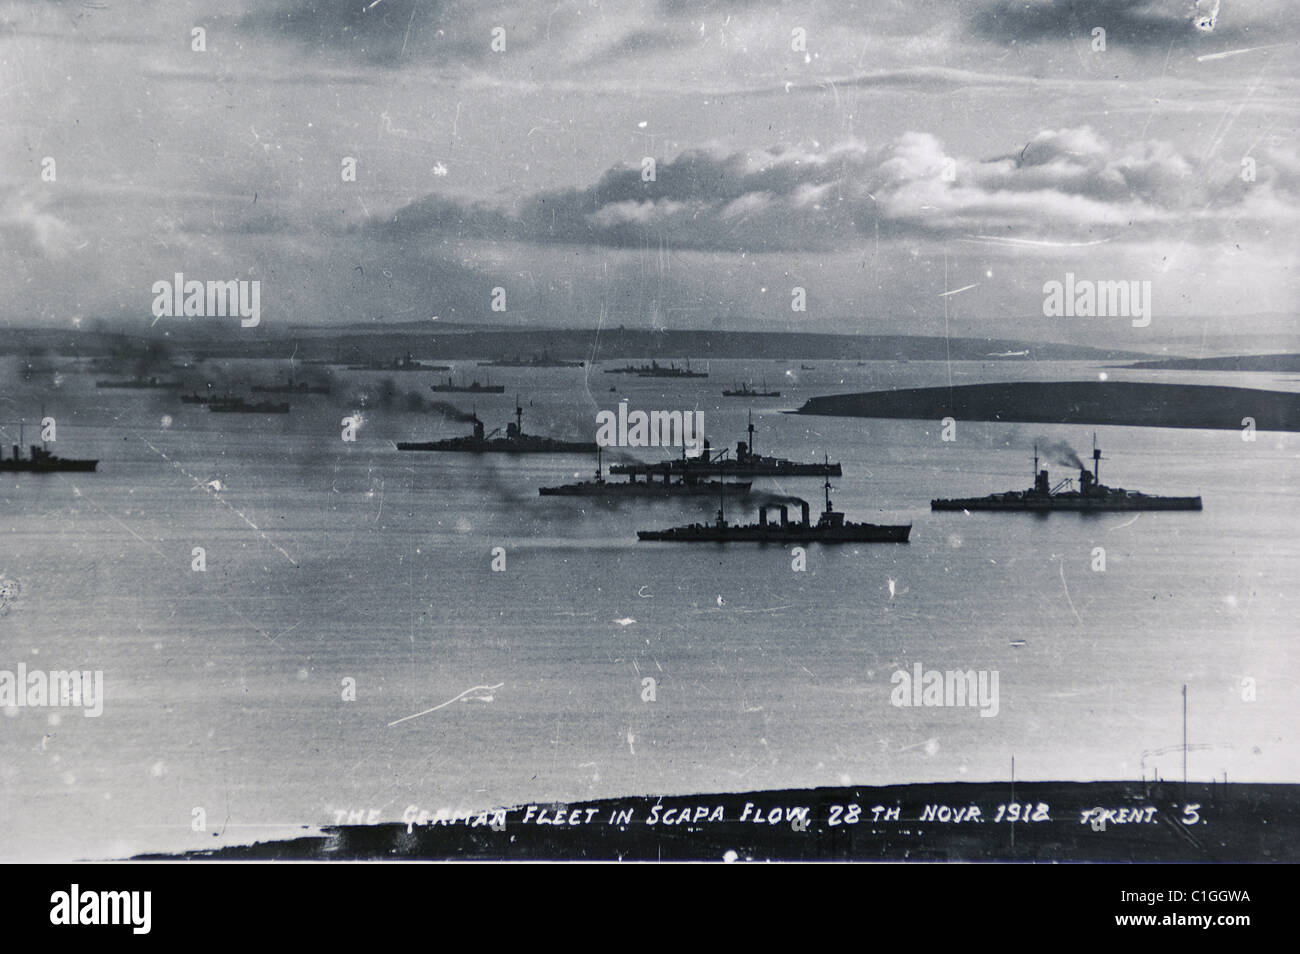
[372,128,1300,252]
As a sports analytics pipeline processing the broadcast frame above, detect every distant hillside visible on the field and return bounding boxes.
[793,381,1300,432]
[0,324,1161,363]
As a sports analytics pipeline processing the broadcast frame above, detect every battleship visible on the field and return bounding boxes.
[930,438,1203,512]
[429,375,506,394]
[603,360,708,378]
[396,401,596,454]
[207,397,290,414]
[478,351,584,368]
[539,449,752,497]
[251,376,330,395]
[608,414,841,478]
[722,381,781,397]
[0,425,97,473]
[637,470,909,543]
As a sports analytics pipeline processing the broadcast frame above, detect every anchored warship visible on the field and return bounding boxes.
[722,380,781,397]
[207,397,290,414]
[539,449,752,497]
[638,469,909,543]
[251,376,330,395]
[609,414,841,478]
[396,400,596,454]
[95,376,182,389]
[603,360,708,378]
[478,351,584,368]
[930,437,1202,512]
[0,425,97,473]
[429,375,505,394]
[347,353,440,372]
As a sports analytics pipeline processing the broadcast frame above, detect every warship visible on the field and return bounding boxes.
[429,375,506,394]
[95,376,182,389]
[603,360,708,378]
[637,470,910,543]
[251,376,330,395]
[930,438,1203,512]
[396,400,596,454]
[609,414,841,478]
[722,380,781,397]
[207,397,290,414]
[346,353,441,372]
[0,426,97,473]
[539,449,752,497]
[478,351,584,368]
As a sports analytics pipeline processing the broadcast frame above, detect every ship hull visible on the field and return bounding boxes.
[930,495,1202,512]
[540,481,751,497]
[611,463,841,478]
[0,460,98,472]
[638,523,910,542]
[397,440,597,454]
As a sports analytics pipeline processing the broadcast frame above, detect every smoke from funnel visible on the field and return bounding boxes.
[750,492,808,508]
[1034,438,1085,470]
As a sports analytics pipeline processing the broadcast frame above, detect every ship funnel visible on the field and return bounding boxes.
[472,418,485,440]
[759,508,767,527]
[1036,469,1049,494]
[702,438,711,459]
[779,505,788,527]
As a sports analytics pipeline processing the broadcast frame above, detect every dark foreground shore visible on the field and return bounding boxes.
[135,780,1298,862]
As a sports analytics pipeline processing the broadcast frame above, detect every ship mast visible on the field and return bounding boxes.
[748,410,755,456]
[1033,443,1038,482]
[1092,433,1103,484]
[824,455,833,513]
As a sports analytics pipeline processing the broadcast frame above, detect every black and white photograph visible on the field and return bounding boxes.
[0,0,1296,911]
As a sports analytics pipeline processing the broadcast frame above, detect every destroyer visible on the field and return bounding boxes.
[397,400,595,454]
[722,381,781,397]
[429,375,505,394]
[930,438,1202,512]
[609,414,840,478]
[540,450,751,497]
[637,470,909,543]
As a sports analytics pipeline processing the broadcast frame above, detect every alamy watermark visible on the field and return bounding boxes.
[151,272,260,327]
[0,665,103,717]
[890,663,999,717]
[595,402,704,455]
[1042,272,1151,327]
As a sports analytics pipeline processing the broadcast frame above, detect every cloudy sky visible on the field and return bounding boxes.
[2,0,1297,344]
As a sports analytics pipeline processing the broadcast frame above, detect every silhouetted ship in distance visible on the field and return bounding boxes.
[930,437,1203,512]
[347,353,443,372]
[603,360,707,378]
[0,426,96,472]
[609,415,841,478]
[429,375,505,394]
[207,397,290,414]
[478,351,584,368]
[539,449,752,497]
[95,376,182,389]
[251,376,330,395]
[396,401,596,454]
[638,471,909,543]
[722,380,781,397]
